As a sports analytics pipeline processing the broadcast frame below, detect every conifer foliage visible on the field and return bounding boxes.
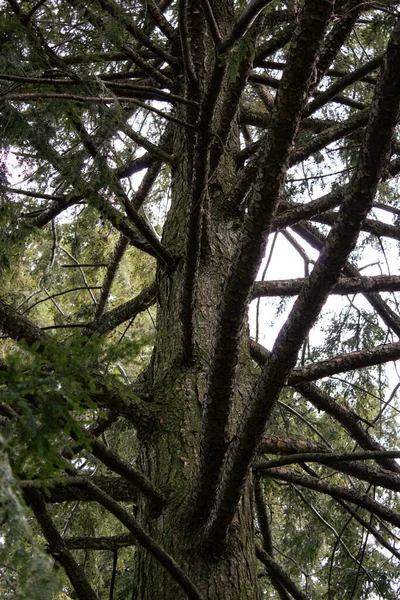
[2,1,400,598]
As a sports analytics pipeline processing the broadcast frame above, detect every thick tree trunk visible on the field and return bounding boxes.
[132,194,260,599]
[132,275,259,597]
[131,3,261,596]
[132,369,259,599]
[132,94,259,600]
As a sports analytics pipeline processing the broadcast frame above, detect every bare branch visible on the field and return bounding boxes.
[254,479,292,600]
[316,0,366,77]
[255,23,295,62]
[65,532,136,550]
[178,0,198,84]
[221,0,275,51]
[29,197,84,228]
[20,475,138,504]
[84,280,157,336]
[289,341,400,384]
[254,478,273,556]
[252,275,400,299]
[289,109,369,167]
[258,436,328,456]
[23,287,102,315]
[238,109,369,168]
[94,234,129,320]
[123,125,174,163]
[142,0,177,42]
[336,500,400,562]
[5,186,66,201]
[80,430,165,507]
[118,184,175,269]
[292,222,400,337]
[58,245,97,305]
[255,450,400,483]
[256,547,310,600]
[198,0,222,45]
[305,55,383,116]
[0,296,49,348]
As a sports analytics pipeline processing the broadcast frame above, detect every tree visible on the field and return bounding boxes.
[1,0,400,597]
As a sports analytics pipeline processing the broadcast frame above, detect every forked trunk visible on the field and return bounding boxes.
[133,83,260,598]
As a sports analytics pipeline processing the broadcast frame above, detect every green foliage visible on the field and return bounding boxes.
[1,0,400,598]
[0,329,149,478]
[225,34,255,83]
[0,436,62,599]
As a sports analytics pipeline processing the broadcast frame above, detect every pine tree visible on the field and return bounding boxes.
[1,1,400,598]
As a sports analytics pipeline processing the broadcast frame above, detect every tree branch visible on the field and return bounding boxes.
[65,532,136,550]
[336,499,400,562]
[271,152,400,233]
[305,55,383,117]
[0,300,155,430]
[289,109,369,167]
[20,475,138,504]
[2,104,164,261]
[252,275,400,299]
[23,488,100,600]
[84,280,157,336]
[239,108,369,168]
[292,222,400,337]
[193,0,335,520]
[313,210,400,243]
[259,467,400,530]
[221,0,274,51]
[254,479,292,600]
[316,0,365,78]
[94,234,129,320]
[178,0,197,84]
[289,341,400,384]
[255,450,400,491]
[142,0,177,42]
[256,547,310,600]
[96,0,177,67]
[80,430,165,508]
[199,0,221,45]
[180,58,228,361]
[75,478,205,600]
[250,338,400,473]
[208,0,400,546]
[216,44,400,516]
[0,296,48,348]
[255,23,296,62]
[258,435,330,456]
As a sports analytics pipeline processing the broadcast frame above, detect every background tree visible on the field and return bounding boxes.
[1,0,400,598]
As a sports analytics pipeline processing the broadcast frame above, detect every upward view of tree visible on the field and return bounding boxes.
[2,0,400,598]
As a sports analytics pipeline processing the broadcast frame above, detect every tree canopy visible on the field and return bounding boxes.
[1,0,400,598]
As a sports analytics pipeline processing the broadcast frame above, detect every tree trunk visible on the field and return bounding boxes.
[132,256,260,599]
[132,367,259,599]
[132,45,260,593]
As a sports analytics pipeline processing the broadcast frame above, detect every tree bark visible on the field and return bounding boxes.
[130,4,260,596]
[132,240,259,600]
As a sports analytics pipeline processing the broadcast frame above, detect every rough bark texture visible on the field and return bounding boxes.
[130,4,259,595]
[132,165,259,600]
[3,1,400,599]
